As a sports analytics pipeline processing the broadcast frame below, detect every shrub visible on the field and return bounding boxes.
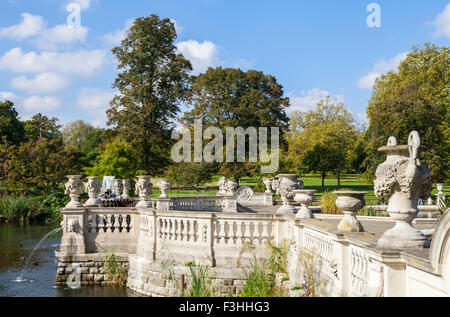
[321,191,341,214]
[183,262,216,297]
[0,196,42,222]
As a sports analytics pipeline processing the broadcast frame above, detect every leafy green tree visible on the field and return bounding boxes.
[302,143,340,187]
[62,120,104,166]
[181,67,289,181]
[365,43,449,182]
[24,113,61,141]
[7,138,84,195]
[85,138,139,180]
[287,96,359,186]
[0,100,25,145]
[166,162,215,194]
[107,14,192,175]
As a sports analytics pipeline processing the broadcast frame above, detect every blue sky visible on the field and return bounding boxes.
[0,0,449,128]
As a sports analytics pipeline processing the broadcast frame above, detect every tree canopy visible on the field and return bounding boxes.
[365,43,449,182]
[107,14,192,176]
[287,96,360,186]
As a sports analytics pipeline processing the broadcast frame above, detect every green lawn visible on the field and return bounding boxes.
[150,174,449,204]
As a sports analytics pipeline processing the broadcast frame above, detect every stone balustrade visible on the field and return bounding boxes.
[57,204,450,297]
[150,196,237,213]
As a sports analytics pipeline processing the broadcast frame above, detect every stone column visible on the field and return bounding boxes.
[64,175,83,208]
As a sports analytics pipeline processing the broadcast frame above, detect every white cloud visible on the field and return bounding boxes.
[22,96,61,113]
[431,4,450,38]
[36,24,88,50]
[355,112,369,125]
[11,73,70,93]
[77,88,115,127]
[0,13,45,40]
[171,19,182,36]
[287,88,335,113]
[357,52,408,90]
[0,91,19,102]
[0,48,107,76]
[102,19,134,46]
[176,40,221,75]
[66,0,92,10]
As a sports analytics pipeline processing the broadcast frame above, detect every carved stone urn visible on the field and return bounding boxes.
[135,176,153,208]
[217,176,228,196]
[64,175,83,208]
[294,189,317,219]
[334,191,366,232]
[226,180,238,196]
[436,183,446,207]
[262,177,273,194]
[84,176,101,206]
[275,174,304,214]
[374,131,432,248]
[114,179,123,198]
[158,180,171,198]
[122,179,131,199]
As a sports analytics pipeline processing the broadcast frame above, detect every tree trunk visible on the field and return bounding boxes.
[322,171,325,187]
[337,170,341,187]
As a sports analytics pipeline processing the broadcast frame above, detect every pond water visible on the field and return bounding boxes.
[0,222,134,297]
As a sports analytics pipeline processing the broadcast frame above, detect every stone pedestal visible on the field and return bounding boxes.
[334,191,366,232]
[294,190,316,219]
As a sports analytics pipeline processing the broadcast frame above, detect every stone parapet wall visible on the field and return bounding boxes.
[55,254,128,286]
[127,254,246,297]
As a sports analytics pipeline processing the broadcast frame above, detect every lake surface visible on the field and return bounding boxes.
[0,222,134,297]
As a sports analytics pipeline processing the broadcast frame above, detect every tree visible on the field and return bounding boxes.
[0,100,25,145]
[24,113,61,141]
[365,43,449,182]
[85,138,139,180]
[7,138,84,195]
[181,67,290,181]
[287,96,359,186]
[166,162,215,194]
[62,120,104,165]
[107,14,192,175]
[303,143,340,187]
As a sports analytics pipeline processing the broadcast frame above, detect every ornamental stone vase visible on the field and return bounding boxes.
[64,175,83,208]
[334,191,366,232]
[294,189,317,219]
[275,174,304,214]
[135,176,153,208]
[122,179,131,199]
[114,179,123,198]
[436,183,446,207]
[158,180,171,198]
[84,176,101,206]
[374,131,432,248]
[262,177,273,194]
[217,177,228,196]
